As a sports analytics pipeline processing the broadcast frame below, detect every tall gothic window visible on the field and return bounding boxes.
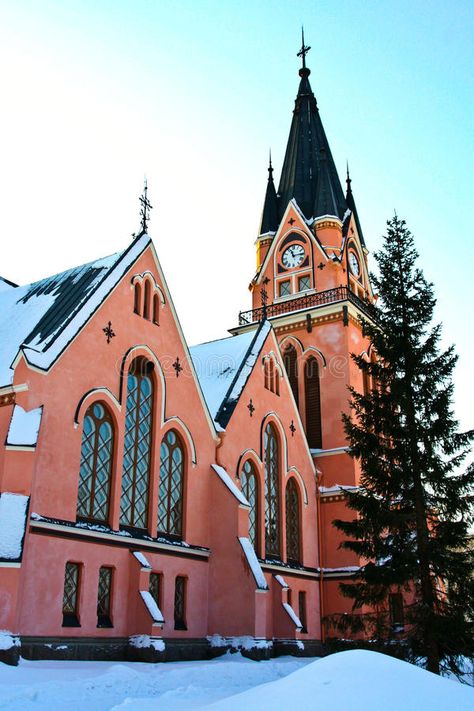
[62,562,81,627]
[241,460,258,551]
[120,359,154,529]
[158,430,184,537]
[174,576,187,630]
[305,357,322,448]
[283,344,299,406]
[264,423,280,558]
[97,566,113,628]
[76,402,114,523]
[285,478,301,563]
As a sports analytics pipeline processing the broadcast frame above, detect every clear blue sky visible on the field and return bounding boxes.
[0,0,472,431]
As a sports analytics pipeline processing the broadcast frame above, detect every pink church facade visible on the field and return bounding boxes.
[0,44,392,663]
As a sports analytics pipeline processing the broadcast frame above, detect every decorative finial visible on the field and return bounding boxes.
[139,178,153,234]
[297,26,311,72]
[268,149,274,180]
[346,161,352,192]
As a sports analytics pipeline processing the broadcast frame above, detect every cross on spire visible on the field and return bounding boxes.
[139,178,153,233]
[297,26,311,69]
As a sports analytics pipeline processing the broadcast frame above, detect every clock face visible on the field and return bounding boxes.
[349,251,360,277]
[282,244,305,269]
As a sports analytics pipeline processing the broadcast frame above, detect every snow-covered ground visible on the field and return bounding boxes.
[0,650,472,711]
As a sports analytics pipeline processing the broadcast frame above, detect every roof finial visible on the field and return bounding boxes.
[268,149,274,181]
[346,161,352,192]
[297,26,311,74]
[139,177,153,234]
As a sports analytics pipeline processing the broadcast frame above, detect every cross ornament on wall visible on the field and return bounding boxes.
[102,321,116,344]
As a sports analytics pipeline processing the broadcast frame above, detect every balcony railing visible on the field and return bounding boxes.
[238,286,375,326]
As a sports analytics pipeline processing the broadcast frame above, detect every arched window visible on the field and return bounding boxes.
[283,345,299,406]
[241,460,258,551]
[305,357,322,449]
[133,282,142,315]
[77,402,114,522]
[120,359,154,529]
[143,280,151,320]
[152,294,160,325]
[264,423,280,558]
[285,478,301,563]
[158,430,184,536]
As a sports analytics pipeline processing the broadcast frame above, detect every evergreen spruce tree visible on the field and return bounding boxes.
[333,215,474,677]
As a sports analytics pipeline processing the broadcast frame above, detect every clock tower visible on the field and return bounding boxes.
[233,35,376,628]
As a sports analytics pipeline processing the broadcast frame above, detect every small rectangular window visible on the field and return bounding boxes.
[62,562,81,627]
[298,590,308,633]
[389,592,404,630]
[149,572,162,607]
[97,566,113,628]
[279,280,291,297]
[298,275,311,292]
[174,576,187,630]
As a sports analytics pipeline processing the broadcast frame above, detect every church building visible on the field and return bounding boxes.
[0,39,378,663]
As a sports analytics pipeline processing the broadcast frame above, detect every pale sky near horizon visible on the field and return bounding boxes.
[0,0,472,434]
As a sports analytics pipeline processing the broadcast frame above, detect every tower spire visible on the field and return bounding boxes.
[259,151,278,235]
[344,164,366,248]
[276,32,347,222]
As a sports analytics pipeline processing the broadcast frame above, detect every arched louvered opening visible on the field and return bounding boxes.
[285,478,301,564]
[283,344,299,406]
[77,402,114,523]
[241,460,258,552]
[264,422,280,558]
[120,358,154,529]
[143,280,151,319]
[133,282,142,315]
[305,357,322,449]
[362,363,370,397]
[264,359,270,390]
[158,429,184,537]
[152,293,160,324]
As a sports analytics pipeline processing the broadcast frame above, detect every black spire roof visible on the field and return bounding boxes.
[276,39,347,222]
[259,153,279,235]
[345,165,366,248]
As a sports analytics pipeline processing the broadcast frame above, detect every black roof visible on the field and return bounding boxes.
[276,64,347,223]
[259,155,279,235]
[345,167,366,248]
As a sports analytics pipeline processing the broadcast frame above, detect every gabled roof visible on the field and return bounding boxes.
[0,233,151,386]
[275,62,347,224]
[190,321,271,429]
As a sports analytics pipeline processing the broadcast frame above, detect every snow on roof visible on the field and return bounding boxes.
[132,551,151,569]
[139,590,164,624]
[190,321,271,428]
[211,464,250,507]
[274,574,288,588]
[0,233,151,387]
[6,405,43,447]
[238,537,269,591]
[0,277,18,293]
[282,602,302,629]
[0,493,29,560]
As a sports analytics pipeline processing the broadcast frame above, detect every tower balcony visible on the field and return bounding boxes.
[237,286,375,327]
